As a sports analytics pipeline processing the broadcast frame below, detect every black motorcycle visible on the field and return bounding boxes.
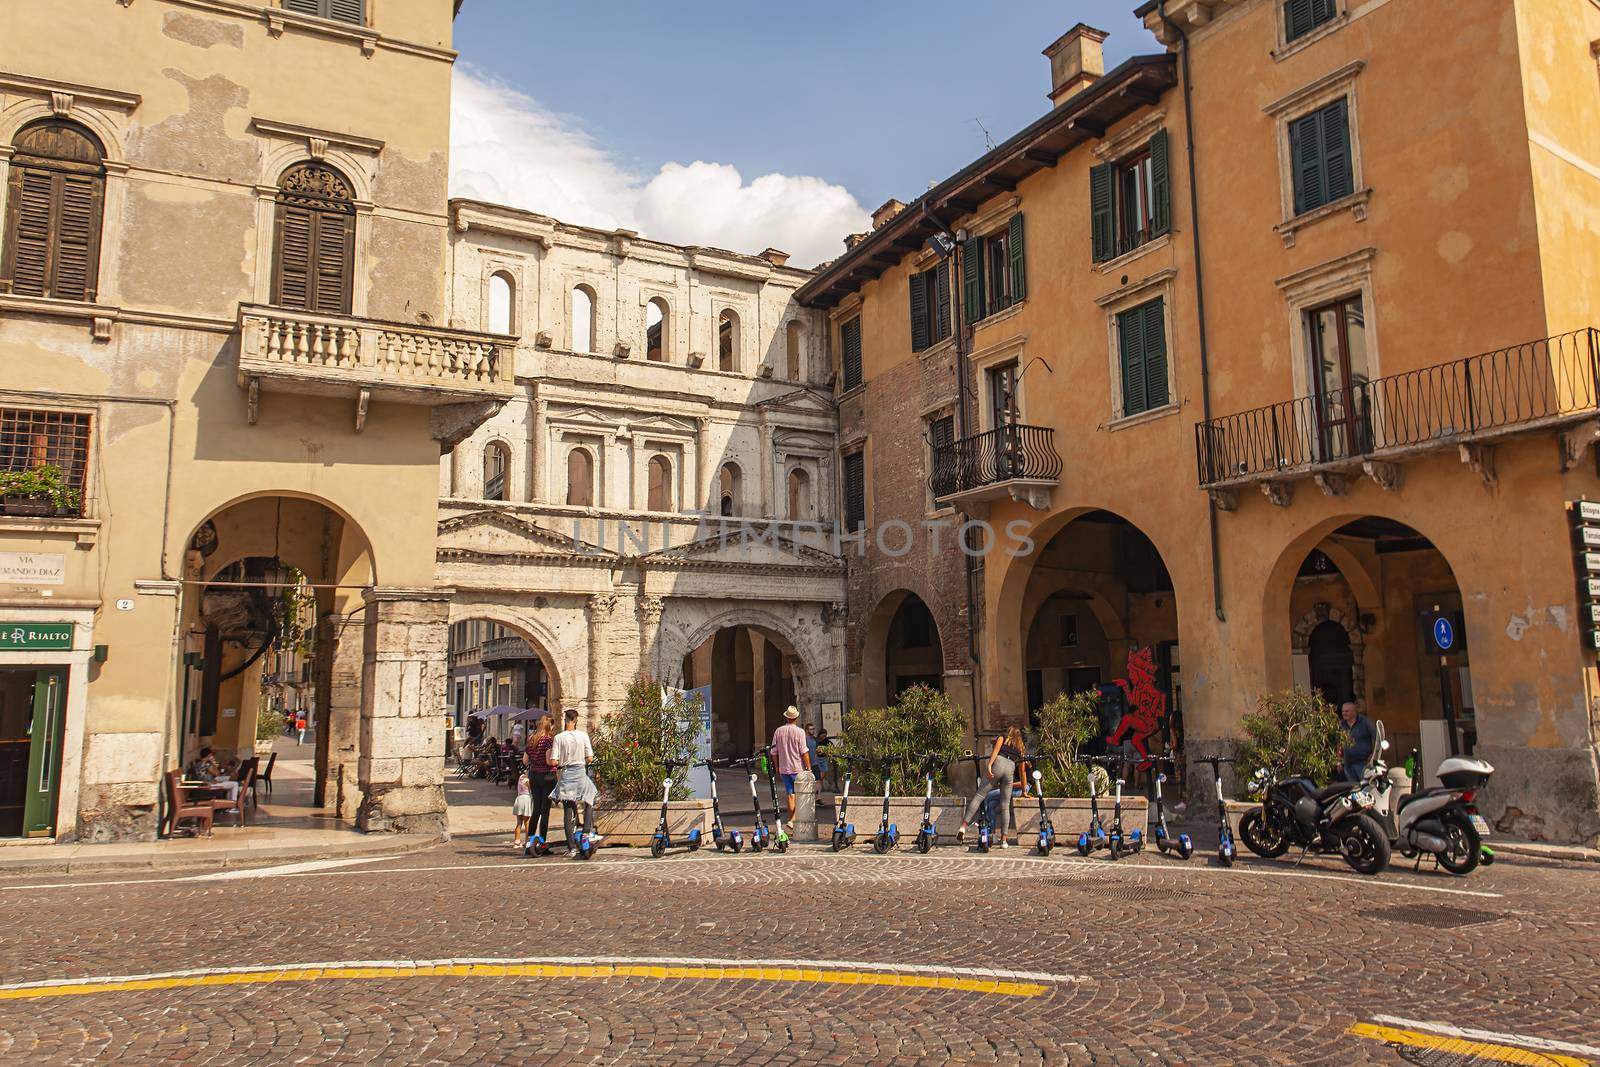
[1238,758,1391,875]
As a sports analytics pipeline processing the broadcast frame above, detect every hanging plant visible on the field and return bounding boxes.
[0,465,81,514]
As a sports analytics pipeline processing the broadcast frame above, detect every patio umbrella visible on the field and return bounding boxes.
[470,705,523,719]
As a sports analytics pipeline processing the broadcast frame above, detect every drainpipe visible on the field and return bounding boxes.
[921,201,983,740]
[1158,0,1227,624]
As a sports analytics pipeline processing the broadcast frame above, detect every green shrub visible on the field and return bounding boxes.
[1235,687,1343,792]
[0,465,81,511]
[255,709,287,743]
[827,684,966,794]
[1031,690,1100,797]
[592,676,703,803]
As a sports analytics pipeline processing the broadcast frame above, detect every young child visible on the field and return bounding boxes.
[512,770,533,849]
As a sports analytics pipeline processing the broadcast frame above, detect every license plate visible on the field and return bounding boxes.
[1469,814,1491,836]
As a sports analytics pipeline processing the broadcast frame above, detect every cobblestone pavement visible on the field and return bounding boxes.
[0,836,1595,1066]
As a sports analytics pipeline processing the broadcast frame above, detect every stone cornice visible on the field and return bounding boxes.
[250,117,385,155]
[0,72,141,111]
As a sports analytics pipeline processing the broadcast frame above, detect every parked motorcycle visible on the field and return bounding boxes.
[1238,746,1391,875]
[1364,723,1494,875]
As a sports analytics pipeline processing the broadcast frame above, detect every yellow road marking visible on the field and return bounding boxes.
[0,963,1046,1001]
[1349,1023,1591,1066]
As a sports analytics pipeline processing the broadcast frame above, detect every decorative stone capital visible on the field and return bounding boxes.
[638,595,665,623]
[588,592,617,623]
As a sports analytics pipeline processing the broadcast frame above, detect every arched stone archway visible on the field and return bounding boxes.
[859,588,948,709]
[443,602,575,724]
[1291,603,1365,707]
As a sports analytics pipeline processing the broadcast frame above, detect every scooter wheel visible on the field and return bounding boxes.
[830,830,846,852]
[1177,835,1194,861]
[649,837,666,859]
[873,834,889,855]
[1218,841,1234,867]
[729,832,743,854]
[915,832,933,854]
[1480,847,1495,866]
[775,838,789,853]
[1076,834,1090,857]
[1109,834,1123,860]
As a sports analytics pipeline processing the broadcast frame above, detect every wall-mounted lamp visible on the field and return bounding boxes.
[925,231,956,260]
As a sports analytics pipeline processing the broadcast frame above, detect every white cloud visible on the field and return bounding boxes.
[449,67,869,269]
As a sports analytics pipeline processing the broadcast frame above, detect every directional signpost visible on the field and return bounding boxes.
[1569,500,1600,653]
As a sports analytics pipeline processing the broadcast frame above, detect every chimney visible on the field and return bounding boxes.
[844,232,869,250]
[759,247,790,268]
[1043,23,1108,109]
[871,198,908,230]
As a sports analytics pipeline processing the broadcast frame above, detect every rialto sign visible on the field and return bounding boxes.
[0,552,66,586]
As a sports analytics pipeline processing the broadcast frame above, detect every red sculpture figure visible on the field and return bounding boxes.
[1107,645,1166,769]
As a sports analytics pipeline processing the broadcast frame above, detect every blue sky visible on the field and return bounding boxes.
[450,2,1161,264]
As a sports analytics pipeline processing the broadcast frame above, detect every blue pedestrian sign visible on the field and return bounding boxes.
[1432,616,1455,652]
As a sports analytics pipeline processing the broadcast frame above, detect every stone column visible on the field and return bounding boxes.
[530,391,548,503]
[315,604,367,817]
[696,417,714,511]
[758,412,774,518]
[356,588,451,834]
[639,595,665,680]
[585,592,617,725]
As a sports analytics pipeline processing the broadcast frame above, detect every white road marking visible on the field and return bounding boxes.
[180,857,387,881]
[1370,1015,1600,1058]
[0,954,1090,993]
[1053,857,1506,899]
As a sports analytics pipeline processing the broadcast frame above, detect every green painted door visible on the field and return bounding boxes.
[22,670,66,837]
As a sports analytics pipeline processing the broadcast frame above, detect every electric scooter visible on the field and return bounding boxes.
[648,760,700,859]
[1075,756,1115,857]
[913,753,942,854]
[828,751,857,852]
[871,755,900,854]
[703,758,743,853]
[1029,766,1055,856]
[1201,755,1237,866]
[1149,752,1193,861]
[741,755,771,852]
[760,746,790,853]
[1107,755,1144,860]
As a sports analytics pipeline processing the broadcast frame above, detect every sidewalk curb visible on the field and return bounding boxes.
[1488,840,1600,865]
[0,833,444,877]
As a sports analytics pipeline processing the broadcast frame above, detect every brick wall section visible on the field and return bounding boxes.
[838,338,976,713]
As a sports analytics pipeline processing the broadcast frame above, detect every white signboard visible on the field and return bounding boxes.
[0,552,65,586]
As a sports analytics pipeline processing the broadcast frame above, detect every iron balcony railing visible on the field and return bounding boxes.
[1195,328,1600,488]
[931,423,1063,500]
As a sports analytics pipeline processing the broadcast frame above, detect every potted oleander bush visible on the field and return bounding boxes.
[590,676,707,843]
[255,708,287,755]
[1031,690,1100,798]
[829,684,965,794]
[1234,686,1343,795]
[0,465,80,517]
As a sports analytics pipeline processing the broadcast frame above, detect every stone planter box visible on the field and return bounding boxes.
[819,795,1150,841]
[592,799,711,846]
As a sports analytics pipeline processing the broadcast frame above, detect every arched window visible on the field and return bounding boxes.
[483,441,510,501]
[647,455,673,512]
[719,462,742,517]
[718,308,739,372]
[1,120,106,302]
[787,467,812,520]
[571,285,595,353]
[785,321,804,381]
[488,272,515,335]
[646,297,669,362]
[272,162,355,314]
[566,447,594,507]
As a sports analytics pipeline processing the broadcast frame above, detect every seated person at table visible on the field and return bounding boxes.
[186,747,241,803]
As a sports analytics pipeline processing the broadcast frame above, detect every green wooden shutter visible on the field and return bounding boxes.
[934,260,952,343]
[1090,162,1115,262]
[284,0,321,13]
[1008,213,1027,303]
[1118,305,1147,417]
[841,317,862,390]
[1285,0,1313,40]
[1289,109,1325,215]
[1150,129,1172,237]
[1141,299,1169,412]
[909,270,930,352]
[843,451,865,532]
[2,166,55,297]
[961,239,985,325]
[326,0,365,23]
[1320,98,1353,203]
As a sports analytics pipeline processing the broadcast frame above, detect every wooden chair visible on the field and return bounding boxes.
[254,752,276,802]
[164,770,214,838]
[211,763,256,828]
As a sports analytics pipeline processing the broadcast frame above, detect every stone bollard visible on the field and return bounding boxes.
[790,770,819,843]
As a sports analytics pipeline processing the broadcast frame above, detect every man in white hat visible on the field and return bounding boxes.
[770,705,812,823]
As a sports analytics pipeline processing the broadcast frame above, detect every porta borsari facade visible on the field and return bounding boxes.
[0,0,503,841]
[799,0,1600,844]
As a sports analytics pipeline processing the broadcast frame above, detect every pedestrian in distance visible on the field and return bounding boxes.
[959,725,1026,848]
[511,768,534,849]
[771,706,812,823]
[815,724,833,790]
[524,713,557,848]
[295,712,307,746]
[1338,701,1376,783]
[550,708,601,857]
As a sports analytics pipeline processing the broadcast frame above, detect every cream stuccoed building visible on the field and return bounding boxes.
[437,201,847,756]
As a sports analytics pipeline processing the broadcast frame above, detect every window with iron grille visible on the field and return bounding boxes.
[0,408,91,517]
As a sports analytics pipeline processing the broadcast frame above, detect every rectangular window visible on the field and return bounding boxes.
[1091,131,1171,263]
[928,414,954,452]
[0,407,91,517]
[909,263,952,352]
[842,451,866,533]
[963,214,1026,324]
[987,363,1019,427]
[840,316,863,391]
[1306,293,1371,460]
[1116,297,1170,418]
[1285,0,1338,42]
[283,0,366,24]
[985,232,1012,317]
[1289,97,1354,215]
